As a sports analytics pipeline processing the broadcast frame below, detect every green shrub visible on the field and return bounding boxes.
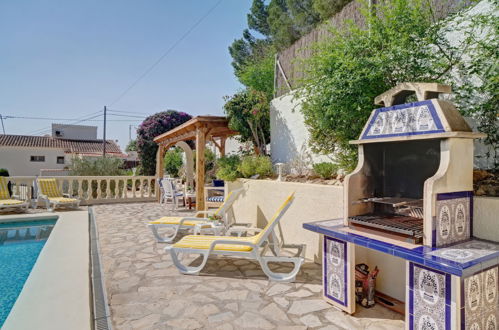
[164,148,183,177]
[299,0,464,170]
[239,155,273,178]
[0,168,9,176]
[69,157,124,176]
[193,148,217,181]
[313,162,338,179]
[215,155,241,182]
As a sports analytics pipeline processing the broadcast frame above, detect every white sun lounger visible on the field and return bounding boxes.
[0,177,29,213]
[37,178,80,212]
[165,193,306,282]
[148,188,244,243]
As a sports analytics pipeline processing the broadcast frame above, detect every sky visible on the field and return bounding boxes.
[0,0,250,149]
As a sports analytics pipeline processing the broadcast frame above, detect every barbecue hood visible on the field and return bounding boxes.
[344,82,486,247]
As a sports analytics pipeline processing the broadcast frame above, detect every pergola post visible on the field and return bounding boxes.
[195,126,206,210]
[220,137,226,156]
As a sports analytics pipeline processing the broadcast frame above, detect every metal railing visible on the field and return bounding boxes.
[6,176,157,206]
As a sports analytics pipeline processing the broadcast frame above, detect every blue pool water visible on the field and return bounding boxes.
[0,219,56,326]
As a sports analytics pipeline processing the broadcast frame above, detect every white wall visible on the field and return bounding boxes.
[227,179,345,260]
[473,196,499,241]
[0,147,67,176]
[270,91,331,166]
[51,124,97,140]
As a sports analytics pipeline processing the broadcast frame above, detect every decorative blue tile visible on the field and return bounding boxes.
[304,221,499,277]
[434,191,473,247]
[323,236,348,307]
[462,265,499,330]
[361,100,445,140]
[410,263,451,330]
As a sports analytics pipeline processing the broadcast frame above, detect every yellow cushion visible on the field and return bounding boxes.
[0,177,10,200]
[49,197,78,203]
[149,216,201,226]
[38,179,62,198]
[173,235,258,252]
[0,199,25,206]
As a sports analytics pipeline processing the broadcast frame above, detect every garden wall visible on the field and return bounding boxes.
[226,179,344,260]
[226,179,499,261]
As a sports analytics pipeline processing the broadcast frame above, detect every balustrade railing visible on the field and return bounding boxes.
[6,176,157,206]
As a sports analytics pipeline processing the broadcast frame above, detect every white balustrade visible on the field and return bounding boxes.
[7,176,157,206]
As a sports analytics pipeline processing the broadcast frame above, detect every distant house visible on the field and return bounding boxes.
[0,124,125,176]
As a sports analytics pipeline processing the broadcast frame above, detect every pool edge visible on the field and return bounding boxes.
[2,210,92,330]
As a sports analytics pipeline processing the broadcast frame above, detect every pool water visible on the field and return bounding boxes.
[0,219,56,326]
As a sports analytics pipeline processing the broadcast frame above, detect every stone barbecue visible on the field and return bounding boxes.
[303,83,499,330]
[345,82,484,247]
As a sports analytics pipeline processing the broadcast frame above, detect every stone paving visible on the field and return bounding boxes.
[93,202,404,330]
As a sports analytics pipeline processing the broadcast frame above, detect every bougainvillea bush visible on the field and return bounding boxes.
[136,110,192,175]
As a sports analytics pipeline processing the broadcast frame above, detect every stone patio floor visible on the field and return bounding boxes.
[93,202,404,330]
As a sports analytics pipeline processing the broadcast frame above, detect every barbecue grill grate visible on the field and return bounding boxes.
[348,214,424,241]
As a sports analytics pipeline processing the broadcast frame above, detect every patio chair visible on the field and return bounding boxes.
[165,193,306,282]
[159,178,185,210]
[204,179,225,209]
[0,177,29,212]
[37,178,80,212]
[148,188,244,243]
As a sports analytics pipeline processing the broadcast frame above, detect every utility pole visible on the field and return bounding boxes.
[103,106,107,158]
[129,125,137,142]
[0,114,5,134]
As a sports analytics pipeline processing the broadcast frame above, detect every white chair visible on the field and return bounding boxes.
[160,178,184,210]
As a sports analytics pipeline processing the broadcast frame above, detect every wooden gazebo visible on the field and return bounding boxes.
[153,116,236,210]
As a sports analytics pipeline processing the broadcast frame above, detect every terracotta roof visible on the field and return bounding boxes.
[0,134,123,155]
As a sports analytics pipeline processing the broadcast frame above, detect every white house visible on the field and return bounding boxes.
[0,124,125,176]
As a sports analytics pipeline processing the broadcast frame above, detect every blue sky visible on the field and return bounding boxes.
[0,0,250,149]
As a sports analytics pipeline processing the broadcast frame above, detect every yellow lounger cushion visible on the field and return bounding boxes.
[0,177,10,200]
[148,216,202,226]
[49,197,78,203]
[0,199,25,205]
[38,179,62,198]
[173,235,258,252]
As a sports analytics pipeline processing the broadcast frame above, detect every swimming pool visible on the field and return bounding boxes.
[0,219,56,326]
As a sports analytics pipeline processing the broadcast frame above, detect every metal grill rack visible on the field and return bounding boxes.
[348,214,423,244]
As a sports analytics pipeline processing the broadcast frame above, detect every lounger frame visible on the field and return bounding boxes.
[165,196,306,282]
[148,188,243,243]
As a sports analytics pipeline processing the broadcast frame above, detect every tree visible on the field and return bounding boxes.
[164,148,183,177]
[223,89,270,155]
[451,0,499,169]
[229,30,272,78]
[312,0,352,21]
[299,0,460,169]
[248,0,270,36]
[238,48,276,99]
[136,110,192,175]
[125,139,137,152]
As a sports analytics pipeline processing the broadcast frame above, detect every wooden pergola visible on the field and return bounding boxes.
[153,116,237,210]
